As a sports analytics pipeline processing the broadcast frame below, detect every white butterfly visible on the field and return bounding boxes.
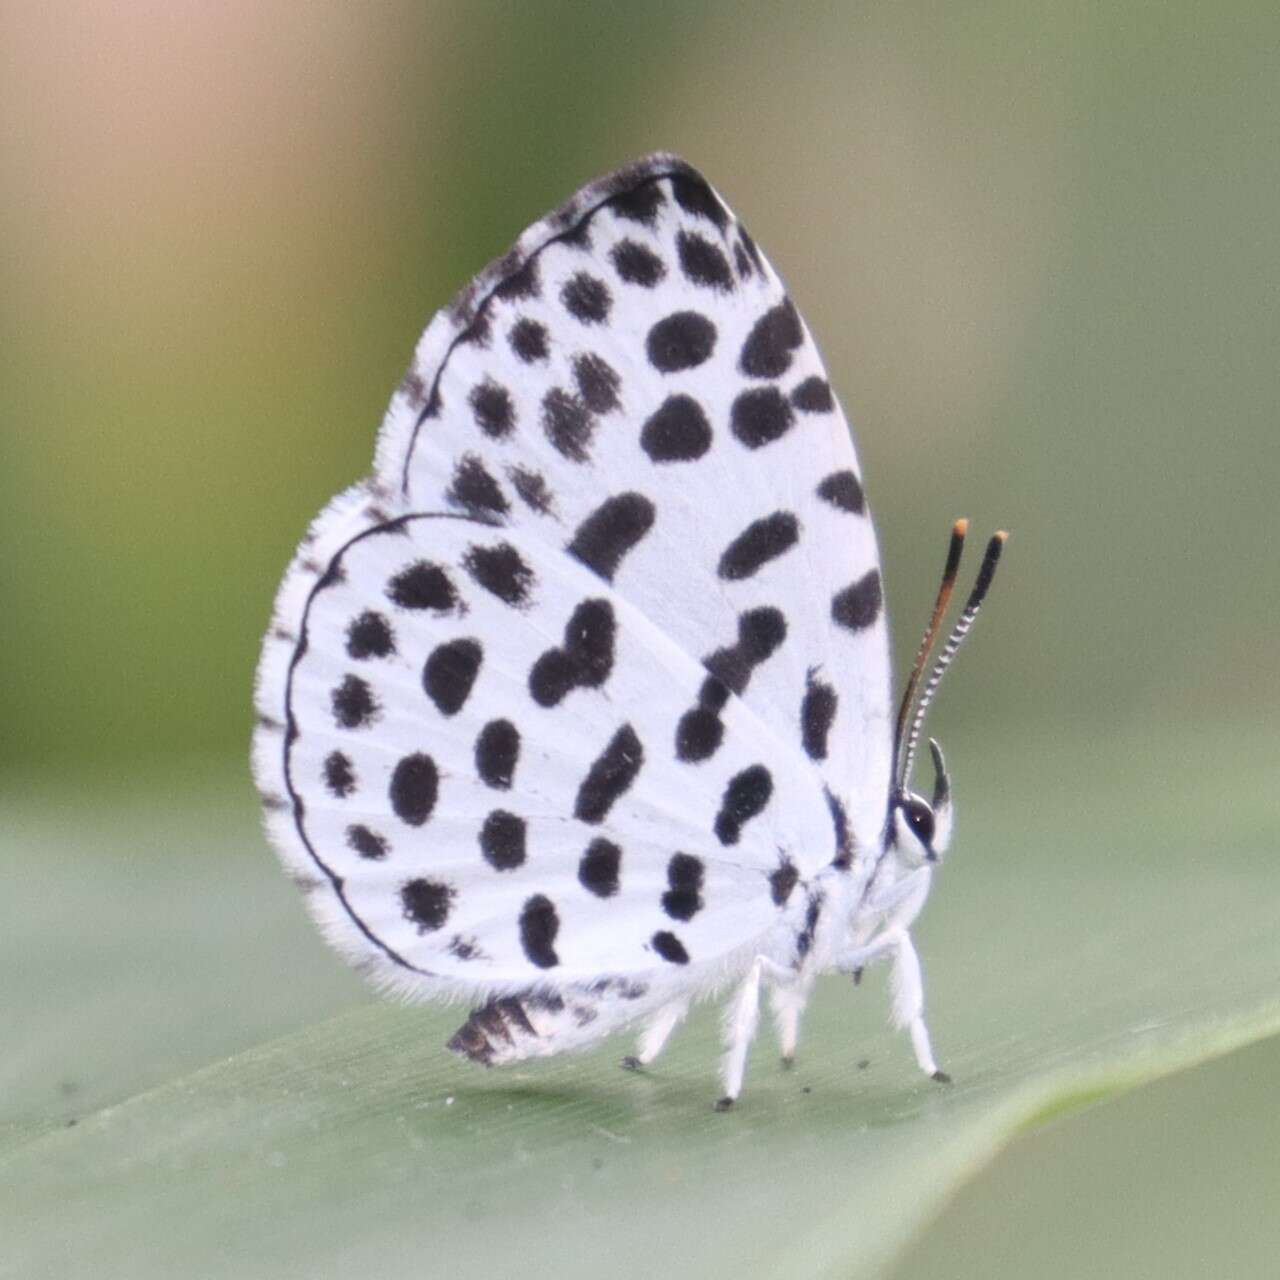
[253,154,1006,1108]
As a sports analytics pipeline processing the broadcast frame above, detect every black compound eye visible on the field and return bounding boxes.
[903,797,935,848]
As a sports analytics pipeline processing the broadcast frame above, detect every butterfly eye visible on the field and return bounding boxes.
[903,797,936,848]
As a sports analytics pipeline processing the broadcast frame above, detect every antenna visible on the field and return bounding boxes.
[898,530,1008,789]
[892,519,968,786]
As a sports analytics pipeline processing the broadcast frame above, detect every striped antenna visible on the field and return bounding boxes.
[892,519,968,787]
[898,530,1008,789]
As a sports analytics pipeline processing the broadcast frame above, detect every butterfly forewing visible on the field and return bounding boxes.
[377,156,891,850]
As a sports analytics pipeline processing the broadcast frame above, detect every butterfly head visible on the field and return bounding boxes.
[891,738,953,866]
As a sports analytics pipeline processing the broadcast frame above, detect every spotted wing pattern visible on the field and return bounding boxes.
[260,507,831,990]
[254,154,892,1011]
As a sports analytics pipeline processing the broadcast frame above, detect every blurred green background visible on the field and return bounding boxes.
[5,0,1278,779]
[3,2,1278,1276]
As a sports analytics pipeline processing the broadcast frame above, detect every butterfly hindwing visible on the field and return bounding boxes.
[260,509,835,995]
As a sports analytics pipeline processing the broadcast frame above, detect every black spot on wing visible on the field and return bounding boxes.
[731,386,795,449]
[462,542,535,607]
[676,609,784,764]
[509,317,549,363]
[651,930,690,965]
[331,674,379,729]
[677,230,734,291]
[519,894,560,968]
[717,512,799,580]
[401,878,454,933]
[542,387,595,462]
[801,673,838,761]
[647,311,717,373]
[423,638,483,716]
[493,257,540,301]
[662,853,705,921]
[675,689,725,763]
[611,239,665,287]
[561,272,611,324]
[387,560,457,612]
[468,379,515,438]
[508,465,555,515]
[640,394,712,462]
[769,857,799,906]
[475,719,519,790]
[574,724,644,824]
[791,376,834,413]
[566,493,655,582]
[609,181,665,225]
[479,810,527,871]
[832,570,883,631]
[740,299,804,379]
[390,753,438,827]
[559,219,593,251]
[816,469,865,514]
[572,352,621,414]
[323,750,356,798]
[346,611,395,659]
[527,648,572,708]
[714,765,773,845]
[704,607,787,695]
[670,172,729,230]
[827,790,853,869]
[529,599,615,706]
[346,824,388,861]
[449,935,483,963]
[579,837,622,898]
[448,455,509,516]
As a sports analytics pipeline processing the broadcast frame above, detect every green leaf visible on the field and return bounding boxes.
[3,723,1277,1279]
[892,1032,1280,1279]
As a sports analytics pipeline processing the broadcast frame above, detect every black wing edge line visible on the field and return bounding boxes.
[278,509,499,977]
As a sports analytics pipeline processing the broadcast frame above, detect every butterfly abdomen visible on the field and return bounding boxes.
[447,979,657,1066]
[447,995,545,1066]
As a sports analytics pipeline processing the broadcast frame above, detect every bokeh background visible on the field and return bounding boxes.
[3,2,1278,1275]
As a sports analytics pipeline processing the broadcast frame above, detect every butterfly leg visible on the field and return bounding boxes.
[621,997,690,1070]
[717,957,797,1108]
[770,968,816,1068]
[716,960,763,1110]
[890,932,949,1084]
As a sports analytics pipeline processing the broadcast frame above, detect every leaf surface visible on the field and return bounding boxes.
[3,724,1276,1279]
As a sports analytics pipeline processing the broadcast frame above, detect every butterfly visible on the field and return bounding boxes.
[253,154,1007,1109]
